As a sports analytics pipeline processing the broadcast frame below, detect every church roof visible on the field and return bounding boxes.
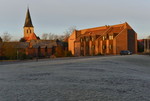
[27,33,37,41]
[24,8,33,27]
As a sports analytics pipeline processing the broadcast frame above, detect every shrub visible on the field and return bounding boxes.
[95,53,103,56]
[64,51,73,57]
[54,46,65,57]
[0,56,8,60]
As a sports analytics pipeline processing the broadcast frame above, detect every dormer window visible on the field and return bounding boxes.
[102,45,106,49]
[109,45,113,49]
[81,38,83,42]
[109,35,113,40]
[92,37,95,41]
[103,36,106,40]
[86,37,89,42]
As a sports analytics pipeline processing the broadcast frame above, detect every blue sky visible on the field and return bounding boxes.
[0,0,150,40]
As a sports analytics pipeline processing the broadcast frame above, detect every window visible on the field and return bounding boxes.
[92,45,95,49]
[102,36,105,40]
[86,46,89,50]
[81,46,84,50]
[109,45,113,49]
[103,36,107,40]
[92,37,95,41]
[27,30,28,33]
[81,38,83,42]
[45,47,48,54]
[86,37,89,42]
[109,35,113,40]
[103,45,106,50]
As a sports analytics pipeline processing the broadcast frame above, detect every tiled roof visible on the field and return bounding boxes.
[0,40,58,49]
[74,22,133,42]
[77,22,132,39]
[30,40,57,48]
[0,42,29,48]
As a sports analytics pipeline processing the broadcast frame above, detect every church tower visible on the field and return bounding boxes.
[23,8,37,41]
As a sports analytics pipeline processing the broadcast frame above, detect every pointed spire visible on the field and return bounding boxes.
[24,8,33,27]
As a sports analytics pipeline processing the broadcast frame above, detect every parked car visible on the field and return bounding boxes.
[120,50,132,55]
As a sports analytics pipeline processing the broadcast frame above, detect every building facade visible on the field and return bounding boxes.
[144,39,150,53]
[68,22,137,56]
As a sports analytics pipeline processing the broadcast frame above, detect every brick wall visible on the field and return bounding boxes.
[68,31,77,55]
[127,29,137,54]
[74,42,81,56]
[115,29,128,54]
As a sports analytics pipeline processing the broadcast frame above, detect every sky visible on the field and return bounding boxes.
[0,0,150,40]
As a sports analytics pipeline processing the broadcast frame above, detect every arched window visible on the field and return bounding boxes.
[38,46,41,57]
[81,38,84,42]
[45,46,48,56]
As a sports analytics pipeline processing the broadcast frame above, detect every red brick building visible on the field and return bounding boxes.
[68,22,137,56]
[144,39,150,53]
[0,41,58,59]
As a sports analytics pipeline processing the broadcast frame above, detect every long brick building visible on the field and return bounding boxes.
[68,22,137,56]
[0,8,63,59]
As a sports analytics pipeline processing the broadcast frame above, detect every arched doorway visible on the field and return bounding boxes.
[45,46,48,57]
[37,46,41,58]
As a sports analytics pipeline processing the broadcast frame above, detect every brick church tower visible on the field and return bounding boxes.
[23,8,38,41]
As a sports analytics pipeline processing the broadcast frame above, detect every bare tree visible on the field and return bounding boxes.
[42,33,59,40]
[63,26,77,38]
[2,32,11,42]
[48,33,56,40]
[54,34,60,40]
[42,33,49,40]
[0,37,2,42]
[41,26,77,41]
[48,33,63,40]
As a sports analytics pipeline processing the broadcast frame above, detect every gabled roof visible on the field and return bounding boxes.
[24,8,33,27]
[74,22,134,42]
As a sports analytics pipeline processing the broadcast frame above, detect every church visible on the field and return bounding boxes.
[23,8,38,41]
[68,22,137,56]
[0,8,62,59]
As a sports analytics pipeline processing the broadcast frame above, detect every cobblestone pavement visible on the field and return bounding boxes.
[0,55,150,101]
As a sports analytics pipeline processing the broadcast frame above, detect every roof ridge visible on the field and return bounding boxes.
[78,22,126,32]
